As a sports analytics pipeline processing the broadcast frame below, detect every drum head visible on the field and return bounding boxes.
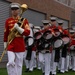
[54,28,61,37]
[34,32,42,40]
[25,36,34,47]
[55,32,61,37]
[62,35,70,46]
[70,45,75,51]
[53,39,63,49]
[62,37,70,45]
[43,30,53,41]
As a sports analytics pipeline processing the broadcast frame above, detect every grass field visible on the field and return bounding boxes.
[0,66,75,75]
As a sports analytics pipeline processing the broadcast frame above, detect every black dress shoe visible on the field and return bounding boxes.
[42,72,45,75]
[34,67,37,70]
[69,69,72,71]
[25,68,29,72]
[29,70,33,72]
[57,70,60,73]
[49,72,52,75]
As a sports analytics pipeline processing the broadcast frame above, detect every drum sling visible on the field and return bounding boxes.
[26,46,32,60]
[54,49,60,62]
[62,45,67,58]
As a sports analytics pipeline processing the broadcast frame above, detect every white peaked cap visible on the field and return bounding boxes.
[10,3,20,8]
[49,17,56,21]
[57,20,64,24]
[34,26,41,29]
[69,29,75,33]
[42,20,50,24]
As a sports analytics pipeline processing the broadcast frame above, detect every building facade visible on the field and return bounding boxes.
[0,0,75,67]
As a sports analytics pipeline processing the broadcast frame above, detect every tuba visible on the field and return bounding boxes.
[0,4,28,62]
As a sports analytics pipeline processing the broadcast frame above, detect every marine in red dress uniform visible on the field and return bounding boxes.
[37,20,54,75]
[4,3,30,75]
[57,21,70,73]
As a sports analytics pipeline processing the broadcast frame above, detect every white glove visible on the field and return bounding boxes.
[4,42,7,49]
[14,23,24,34]
[14,23,19,29]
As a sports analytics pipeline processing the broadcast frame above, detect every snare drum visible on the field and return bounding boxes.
[53,38,64,50]
[70,45,75,51]
[62,35,70,46]
[54,28,62,37]
[42,30,54,41]
[34,32,42,41]
[25,36,34,47]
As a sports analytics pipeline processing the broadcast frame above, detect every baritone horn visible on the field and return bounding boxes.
[20,4,28,16]
[0,4,28,62]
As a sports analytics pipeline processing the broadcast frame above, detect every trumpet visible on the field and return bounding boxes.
[0,4,28,62]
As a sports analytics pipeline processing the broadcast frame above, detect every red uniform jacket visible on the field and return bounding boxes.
[70,34,75,46]
[4,17,30,52]
[50,25,56,29]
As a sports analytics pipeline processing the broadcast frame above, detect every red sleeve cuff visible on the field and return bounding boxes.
[22,29,30,36]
